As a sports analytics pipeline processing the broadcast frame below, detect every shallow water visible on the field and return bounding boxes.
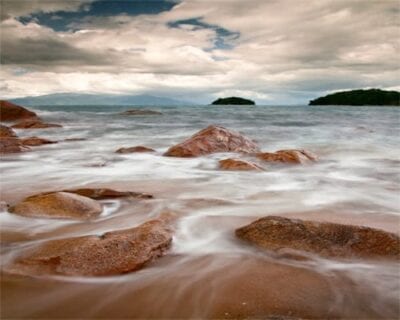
[1,105,399,318]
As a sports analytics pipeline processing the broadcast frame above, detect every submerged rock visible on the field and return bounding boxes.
[120,109,162,116]
[0,137,30,154]
[256,149,317,164]
[0,100,37,122]
[20,137,57,146]
[9,192,102,220]
[164,125,260,157]
[62,188,153,200]
[5,218,173,276]
[116,146,156,153]
[0,125,17,138]
[11,119,62,129]
[236,216,400,259]
[219,158,263,171]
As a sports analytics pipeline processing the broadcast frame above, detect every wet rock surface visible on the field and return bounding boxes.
[0,138,30,154]
[20,137,57,146]
[9,192,103,220]
[11,119,62,129]
[0,101,37,122]
[62,188,153,200]
[116,146,156,153]
[164,125,260,157]
[5,218,173,276]
[256,149,317,164]
[120,109,162,116]
[219,158,263,171]
[236,216,400,259]
[0,125,17,138]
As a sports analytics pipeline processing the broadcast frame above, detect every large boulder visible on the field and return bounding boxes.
[11,119,62,129]
[219,158,263,171]
[0,100,37,122]
[9,192,102,220]
[164,125,260,157]
[256,149,317,164]
[5,218,173,276]
[20,136,57,146]
[236,216,400,259]
[0,124,17,138]
[0,137,30,154]
[62,188,153,200]
[116,146,155,154]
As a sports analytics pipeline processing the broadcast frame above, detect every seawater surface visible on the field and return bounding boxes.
[1,105,399,319]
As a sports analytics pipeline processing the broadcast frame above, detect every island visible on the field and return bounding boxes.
[211,97,255,105]
[309,89,400,106]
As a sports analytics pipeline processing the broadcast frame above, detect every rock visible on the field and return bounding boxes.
[0,125,17,138]
[0,137,30,154]
[256,149,317,164]
[116,146,155,154]
[62,188,153,200]
[120,109,162,116]
[5,218,173,276]
[236,216,400,259]
[20,137,57,146]
[219,158,263,171]
[164,125,260,157]
[9,192,103,220]
[0,100,37,122]
[11,119,62,129]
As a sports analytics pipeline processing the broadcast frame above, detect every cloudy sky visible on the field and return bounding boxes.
[1,0,399,104]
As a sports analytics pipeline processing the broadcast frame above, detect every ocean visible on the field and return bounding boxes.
[1,104,399,318]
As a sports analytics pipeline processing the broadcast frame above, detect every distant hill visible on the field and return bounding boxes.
[309,89,400,106]
[211,97,255,105]
[10,93,193,106]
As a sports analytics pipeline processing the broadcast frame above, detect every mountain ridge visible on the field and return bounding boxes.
[9,93,194,106]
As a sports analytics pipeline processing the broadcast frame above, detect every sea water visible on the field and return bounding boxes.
[1,104,399,318]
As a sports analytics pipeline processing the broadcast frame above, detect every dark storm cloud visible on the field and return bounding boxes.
[1,37,109,66]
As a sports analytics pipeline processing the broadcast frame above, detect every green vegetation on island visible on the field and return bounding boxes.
[309,89,400,106]
[211,97,255,105]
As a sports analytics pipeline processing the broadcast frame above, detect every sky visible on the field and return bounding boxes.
[0,0,399,104]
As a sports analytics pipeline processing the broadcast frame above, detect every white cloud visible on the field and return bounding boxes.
[1,0,94,20]
[0,0,399,104]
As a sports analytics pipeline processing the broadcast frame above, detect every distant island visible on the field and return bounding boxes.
[309,89,400,106]
[211,97,255,105]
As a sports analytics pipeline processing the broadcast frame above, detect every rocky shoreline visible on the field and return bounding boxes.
[1,100,399,318]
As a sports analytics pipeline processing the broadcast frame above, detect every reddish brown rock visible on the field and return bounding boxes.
[120,109,162,116]
[5,218,173,276]
[256,149,317,164]
[236,216,400,259]
[164,125,260,157]
[11,119,62,129]
[219,158,263,171]
[0,125,17,138]
[116,146,155,154]
[0,137,30,154]
[62,188,153,200]
[9,192,102,220]
[20,137,57,146]
[0,100,37,122]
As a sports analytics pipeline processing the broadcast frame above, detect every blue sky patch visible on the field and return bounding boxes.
[18,0,179,31]
[168,17,240,50]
